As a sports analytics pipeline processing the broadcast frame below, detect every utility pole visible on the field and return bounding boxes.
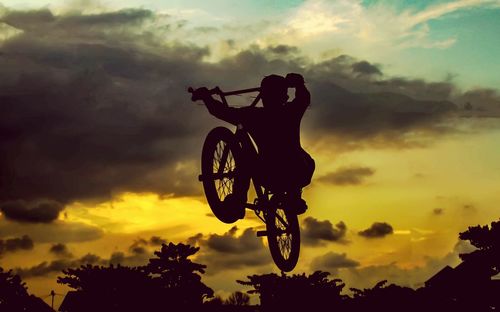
[50,290,55,310]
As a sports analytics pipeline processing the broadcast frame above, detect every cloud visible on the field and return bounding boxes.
[15,236,162,278]
[433,208,444,215]
[319,167,375,186]
[0,200,64,223]
[358,222,394,238]
[456,88,500,117]
[0,5,493,224]
[0,235,34,255]
[352,61,381,76]
[0,6,211,220]
[149,236,167,246]
[304,68,458,144]
[266,44,299,55]
[310,251,360,273]
[15,253,106,278]
[188,226,272,273]
[301,217,347,246]
[337,239,477,289]
[0,219,103,243]
[128,235,168,255]
[49,243,73,258]
[1,8,154,34]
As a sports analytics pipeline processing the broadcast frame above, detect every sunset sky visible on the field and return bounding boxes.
[0,0,499,308]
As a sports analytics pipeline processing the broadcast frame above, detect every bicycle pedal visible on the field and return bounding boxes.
[256,230,267,237]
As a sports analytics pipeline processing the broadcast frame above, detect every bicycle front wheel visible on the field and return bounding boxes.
[201,127,248,223]
[266,202,300,272]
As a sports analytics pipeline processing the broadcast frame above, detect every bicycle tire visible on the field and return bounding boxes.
[201,127,249,223]
[266,201,300,272]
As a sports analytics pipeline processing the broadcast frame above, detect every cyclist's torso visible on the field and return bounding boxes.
[239,104,304,163]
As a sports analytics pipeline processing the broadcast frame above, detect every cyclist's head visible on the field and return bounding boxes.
[260,74,288,108]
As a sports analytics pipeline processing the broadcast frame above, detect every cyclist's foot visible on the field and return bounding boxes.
[223,193,246,219]
[286,191,308,215]
[289,197,307,215]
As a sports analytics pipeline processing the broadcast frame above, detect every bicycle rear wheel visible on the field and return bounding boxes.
[201,127,248,223]
[266,199,300,272]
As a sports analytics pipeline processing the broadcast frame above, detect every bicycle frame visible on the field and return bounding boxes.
[191,84,301,271]
[207,86,274,223]
[235,127,268,219]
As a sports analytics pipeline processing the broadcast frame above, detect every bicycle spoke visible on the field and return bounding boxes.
[218,144,230,174]
[211,139,237,202]
[275,210,289,229]
[272,208,293,260]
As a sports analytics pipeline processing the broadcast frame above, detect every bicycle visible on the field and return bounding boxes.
[189,86,301,272]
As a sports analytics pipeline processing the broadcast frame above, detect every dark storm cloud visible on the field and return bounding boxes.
[16,236,158,278]
[0,6,211,222]
[204,226,261,254]
[128,236,168,255]
[456,88,500,117]
[304,77,457,142]
[16,253,106,278]
[189,226,272,273]
[186,233,204,246]
[310,252,360,273]
[0,219,103,243]
[433,208,444,215]
[372,77,455,101]
[0,200,63,223]
[49,243,73,258]
[266,44,299,55]
[0,6,490,223]
[1,8,153,32]
[358,222,394,238]
[109,251,126,265]
[130,246,147,255]
[352,61,381,76]
[301,217,347,246]
[318,166,375,186]
[0,235,34,255]
[149,236,167,246]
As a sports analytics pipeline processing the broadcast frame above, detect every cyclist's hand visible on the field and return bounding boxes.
[191,87,211,101]
[285,73,305,88]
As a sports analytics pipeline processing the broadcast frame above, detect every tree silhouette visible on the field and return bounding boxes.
[0,267,52,312]
[58,264,159,312]
[146,242,214,306]
[238,271,346,310]
[350,280,420,312]
[57,242,213,311]
[454,219,500,310]
[0,267,29,311]
[459,219,500,276]
[225,291,250,306]
[414,219,500,312]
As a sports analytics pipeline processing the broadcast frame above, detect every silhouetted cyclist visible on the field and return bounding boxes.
[196,73,315,214]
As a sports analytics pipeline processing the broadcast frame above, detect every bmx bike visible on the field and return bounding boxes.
[189,86,300,272]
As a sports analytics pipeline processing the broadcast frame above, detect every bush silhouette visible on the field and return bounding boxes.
[238,270,346,310]
[0,267,29,311]
[0,267,52,311]
[58,242,213,311]
[146,242,214,306]
[225,291,250,306]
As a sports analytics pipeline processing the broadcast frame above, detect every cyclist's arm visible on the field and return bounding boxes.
[285,73,310,113]
[291,82,310,111]
[203,96,240,125]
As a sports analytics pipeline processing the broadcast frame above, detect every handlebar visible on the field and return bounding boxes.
[188,86,260,97]
[188,86,262,107]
